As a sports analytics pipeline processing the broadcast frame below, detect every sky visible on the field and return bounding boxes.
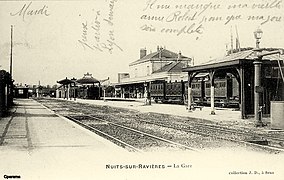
[0,0,283,86]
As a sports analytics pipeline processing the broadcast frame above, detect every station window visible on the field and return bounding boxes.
[19,89,24,94]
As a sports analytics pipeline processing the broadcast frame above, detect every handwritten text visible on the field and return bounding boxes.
[10,1,50,21]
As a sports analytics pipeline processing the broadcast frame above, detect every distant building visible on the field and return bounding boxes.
[14,84,29,98]
[56,73,102,100]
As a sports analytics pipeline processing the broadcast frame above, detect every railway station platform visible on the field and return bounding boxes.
[0,99,127,180]
[0,99,126,150]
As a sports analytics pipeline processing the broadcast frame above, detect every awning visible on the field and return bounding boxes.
[57,77,76,85]
[114,76,168,86]
[76,77,99,84]
[76,72,99,84]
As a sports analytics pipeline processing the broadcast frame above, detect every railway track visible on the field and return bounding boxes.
[88,113,284,153]
[65,115,141,152]
[37,98,284,153]
[65,115,199,152]
[138,118,284,152]
[189,122,284,149]
[125,112,284,151]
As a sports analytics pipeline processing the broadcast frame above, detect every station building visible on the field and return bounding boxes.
[114,46,192,98]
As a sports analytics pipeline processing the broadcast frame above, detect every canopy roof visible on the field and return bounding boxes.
[76,72,99,84]
[57,77,76,85]
[154,61,187,73]
[183,48,284,73]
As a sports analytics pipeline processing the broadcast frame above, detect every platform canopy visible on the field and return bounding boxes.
[183,48,284,73]
[76,72,100,85]
[57,77,76,85]
[183,48,284,119]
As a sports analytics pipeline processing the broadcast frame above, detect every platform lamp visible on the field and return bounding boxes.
[254,27,263,49]
[253,27,264,127]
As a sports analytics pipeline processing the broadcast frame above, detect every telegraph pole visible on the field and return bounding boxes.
[8,25,14,106]
[10,25,13,78]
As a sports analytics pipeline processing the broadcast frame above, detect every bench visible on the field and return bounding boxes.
[185,103,203,111]
[191,105,203,111]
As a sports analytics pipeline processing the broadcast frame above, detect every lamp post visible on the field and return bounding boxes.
[253,27,264,127]
[254,27,263,49]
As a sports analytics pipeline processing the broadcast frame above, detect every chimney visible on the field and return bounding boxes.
[140,48,147,59]
[157,45,159,52]
[158,47,162,59]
